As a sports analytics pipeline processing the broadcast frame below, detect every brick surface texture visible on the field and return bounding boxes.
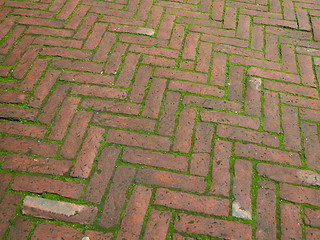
[0,0,319,239]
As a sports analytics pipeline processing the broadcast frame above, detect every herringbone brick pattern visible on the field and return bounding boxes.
[0,0,319,239]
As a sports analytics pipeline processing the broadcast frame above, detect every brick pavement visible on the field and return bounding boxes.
[0,0,320,239]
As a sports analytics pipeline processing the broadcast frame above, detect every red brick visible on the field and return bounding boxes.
[18,58,50,92]
[56,0,80,20]
[300,108,320,122]
[7,217,34,240]
[166,8,208,19]
[11,175,84,199]
[83,146,120,204]
[93,32,117,62]
[243,77,261,116]
[301,121,320,171]
[247,67,300,83]
[305,208,320,227]
[136,167,207,193]
[219,125,279,147]
[99,165,135,228]
[230,55,281,70]
[263,90,281,133]
[192,122,213,152]
[209,140,231,196]
[32,223,82,239]
[47,97,80,141]
[182,32,200,60]
[253,16,297,28]
[306,228,320,240]
[34,36,82,48]
[60,110,92,159]
[93,113,155,132]
[141,78,167,118]
[281,45,298,73]
[142,55,176,67]
[0,172,12,198]
[298,54,316,86]
[119,33,167,47]
[190,153,210,176]
[106,129,171,151]
[211,0,224,20]
[169,24,185,49]
[51,59,103,73]
[235,142,301,165]
[0,136,58,157]
[90,6,134,18]
[143,209,171,240]
[115,53,140,87]
[70,126,105,178]
[215,44,264,58]
[0,193,22,239]
[22,197,97,224]
[265,34,279,62]
[0,67,10,77]
[281,93,320,109]
[129,65,153,102]
[28,70,60,108]
[0,16,18,42]
[157,91,181,135]
[0,91,27,104]
[170,81,224,97]
[210,52,227,86]
[18,16,64,28]
[190,25,234,37]
[296,8,311,31]
[257,163,320,186]
[157,14,175,39]
[83,22,108,50]
[155,188,229,216]
[154,67,207,83]
[71,84,127,99]
[311,17,320,41]
[60,71,114,85]
[237,14,251,39]
[279,183,320,206]
[37,84,70,124]
[177,16,220,27]
[2,154,72,175]
[228,65,244,101]
[145,5,163,28]
[281,105,302,151]
[122,147,188,171]
[265,80,318,98]
[0,121,47,138]
[104,42,128,74]
[40,47,92,60]
[172,233,193,240]
[25,26,73,37]
[280,203,302,239]
[65,5,90,29]
[201,109,260,129]
[196,42,212,72]
[174,213,252,239]
[73,13,97,39]
[129,44,179,58]
[251,24,264,50]
[81,98,140,115]
[135,0,153,20]
[173,107,197,153]
[3,35,34,66]
[49,0,67,11]
[256,180,277,240]
[223,7,237,29]
[0,105,38,121]
[117,185,152,239]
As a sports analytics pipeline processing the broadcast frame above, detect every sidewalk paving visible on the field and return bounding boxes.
[0,0,320,239]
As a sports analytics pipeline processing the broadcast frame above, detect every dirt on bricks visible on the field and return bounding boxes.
[0,0,319,239]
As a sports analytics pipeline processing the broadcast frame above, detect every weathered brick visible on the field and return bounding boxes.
[22,196,97,224]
